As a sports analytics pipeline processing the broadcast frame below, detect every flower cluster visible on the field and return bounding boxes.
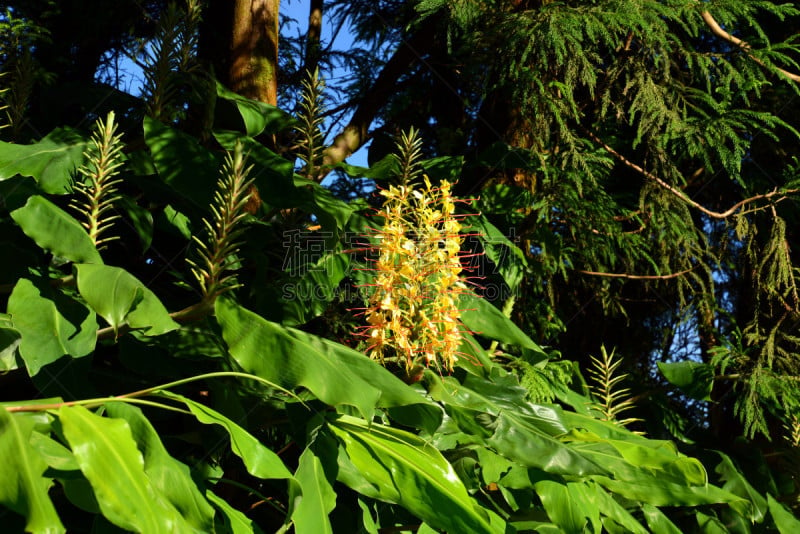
[362,177,467,373]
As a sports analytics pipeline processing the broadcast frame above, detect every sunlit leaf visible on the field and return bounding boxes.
[159,391,294,481]
[104,402,215,533]
[11,195,102,264]
[8,278,96,376]
[75,263,179,336]
[0,127,87,194]
[328,414,503,534]
[0,410,65,534]
[58,405,189,532]
[215,297,441,430]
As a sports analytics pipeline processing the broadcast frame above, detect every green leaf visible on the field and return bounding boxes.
[116,195,154,252]
[11,195,103,264]
[427,373,605,477]
[213,131,301,209]
[159,391,294,481]
[459,292,546,357]
[8,278,97,376]
[207,490,265,534]
[591,475,748,508]
[216,81,297,137]
[714,452,767,522]
[0,127,87,194]
[280,252,350,326]
[467,214,528,292]
[641,504,682,534]
[29,432,79,471]
[534,480,593,533]
[75,263,179,336]
[215,297,441,430]
[0,410,65,534]
[144,116,220,208]
[104,403,215,533]
[767,494,800,533]
[328,414,503,534]
[291,447,336,534]
[657,361,714,401]
[0,313,21,372]
[58,405,188,533]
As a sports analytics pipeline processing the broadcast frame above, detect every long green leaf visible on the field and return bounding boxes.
[641,504,682,534]
[534,480,594,533]
[8,278,97,376]
[0,410,65,534]
[11,195,102,264]
[291,447,336,534]
[0,127,87,194]
[460,292,546,357]
[215,297,441,429]
[767,494,800,533]
[207,490,265,534]
[104,403,215,533]
[58,405,188,533]
[75,263,179,336]
[428,373,605,476]
[714,451,767,522]
[328,414,503,534]
[159,391,294,481]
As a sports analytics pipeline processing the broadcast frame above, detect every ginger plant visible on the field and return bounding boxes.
[71,111,124,249]
[361,129,468,374]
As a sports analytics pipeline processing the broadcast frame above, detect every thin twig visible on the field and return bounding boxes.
[584,129,799,219]
[575,267,695,280]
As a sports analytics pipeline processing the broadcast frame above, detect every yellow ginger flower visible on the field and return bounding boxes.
[361,177,467,373]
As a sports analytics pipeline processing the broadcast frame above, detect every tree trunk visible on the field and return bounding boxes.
[304,0,323,76]
[229,0,280,105]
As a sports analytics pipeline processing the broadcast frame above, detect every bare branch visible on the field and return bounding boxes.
[575,267,696,280]
[699,7,800,83]
[584,129,799,219]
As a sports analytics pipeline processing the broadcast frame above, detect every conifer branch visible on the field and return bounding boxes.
[699,7,800,83]
[585,129,799,219]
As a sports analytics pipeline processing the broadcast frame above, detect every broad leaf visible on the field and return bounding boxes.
[534,480,595,533]
[0,410,65,534]
[8,278,97,376]
[0,127,87,194]
[216,81,297,137]
[59,405,189,532]
[459,292,546,358]
[328,414,503,534]
[0,313,21,372]
[159,391,294,481]
[428,372,605,477]
[466,213,528,292]
[767,493,800,533]
[291,447,336,534]
[714,452,767,522]
[104,403,215,533]
[215,297,441,430]
[144,116,220,208]
[641,504,682,534]
[657,361,714,401]
[75,263,179,336]
[11,195,102,264]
